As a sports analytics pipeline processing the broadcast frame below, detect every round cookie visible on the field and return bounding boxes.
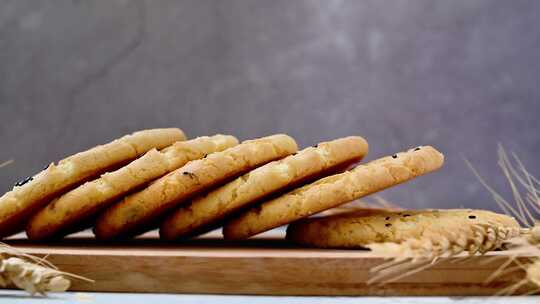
[286,209,521,248]
[26,135,238,240]
[223,146,445,240]
[160,136,369,240]
[0,128,185,238]
[94,134,298,240]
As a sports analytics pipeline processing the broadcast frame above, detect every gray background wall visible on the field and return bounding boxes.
[1,0,539,212]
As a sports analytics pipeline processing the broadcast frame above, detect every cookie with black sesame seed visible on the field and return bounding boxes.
[94,134,298,240]
[160,136,368,240]
[0,128,185,238]
[222,146,444,240]
[26,135,238,240]
[285,208,519,248]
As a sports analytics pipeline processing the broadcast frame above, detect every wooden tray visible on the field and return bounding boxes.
[5,230,534,296]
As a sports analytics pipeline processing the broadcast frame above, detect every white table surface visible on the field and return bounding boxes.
[0,291,538,304]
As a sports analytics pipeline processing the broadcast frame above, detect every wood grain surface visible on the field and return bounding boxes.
[4,230,535,296]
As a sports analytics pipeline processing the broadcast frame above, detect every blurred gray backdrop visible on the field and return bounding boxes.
[1,0,539,211]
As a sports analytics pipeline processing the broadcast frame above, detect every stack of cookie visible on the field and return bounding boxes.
[0,128,451,243]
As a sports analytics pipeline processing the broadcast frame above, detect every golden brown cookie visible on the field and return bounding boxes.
[26,135,237,240]
[160,136,369,240]
[223,146,445,240]
[286,209,520,248]
[94,134,298,239]
[0,128,185,238]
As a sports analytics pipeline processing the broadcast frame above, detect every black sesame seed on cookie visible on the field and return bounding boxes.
[15,176,33,187]
[182,171,197,179]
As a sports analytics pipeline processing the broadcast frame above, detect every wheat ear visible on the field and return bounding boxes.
[0,243,93,295]
[466,146,540,295]
[0,256,70,294]
[367,223,520,284]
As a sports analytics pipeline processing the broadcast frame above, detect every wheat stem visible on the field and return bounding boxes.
[0,243,56,269]
[485,265,521,285]
[383,261,434,285]
[372,196,403,211]
[367,259,411,284]
[495,278,528,296]
[525,194,540,214]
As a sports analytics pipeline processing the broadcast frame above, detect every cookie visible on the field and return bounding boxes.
[160,136,369,240]
[94,134,298,239]
[0,128,185,238]
[286,209,520,248]
[26,135,237,240]
[223,145,444,240]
